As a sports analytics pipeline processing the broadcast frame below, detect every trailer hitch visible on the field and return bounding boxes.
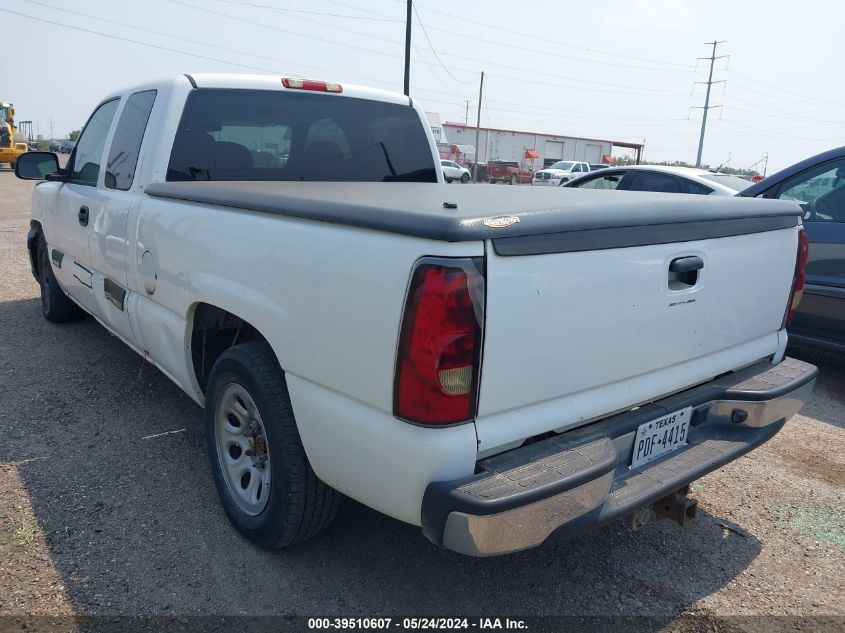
[653,484,698,528]
[626,484,698,531]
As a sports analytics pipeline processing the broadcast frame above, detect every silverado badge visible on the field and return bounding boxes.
[482,215,520,228]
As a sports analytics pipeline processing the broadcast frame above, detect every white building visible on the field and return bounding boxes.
[438,122,643,169]
[424,112,445,145]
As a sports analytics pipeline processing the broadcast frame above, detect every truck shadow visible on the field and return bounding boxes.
[1,296,761,625]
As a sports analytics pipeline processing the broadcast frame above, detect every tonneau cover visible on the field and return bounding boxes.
[145,181,801,243]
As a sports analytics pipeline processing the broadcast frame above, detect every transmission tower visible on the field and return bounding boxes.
[693,41,727,168]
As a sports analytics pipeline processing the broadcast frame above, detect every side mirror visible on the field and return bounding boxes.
[15,151,61,180]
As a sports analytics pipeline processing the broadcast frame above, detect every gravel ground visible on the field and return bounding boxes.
[0,168,843,630]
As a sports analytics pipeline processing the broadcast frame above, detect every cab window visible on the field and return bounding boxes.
[106,90,157,190]
[70,99,120,186]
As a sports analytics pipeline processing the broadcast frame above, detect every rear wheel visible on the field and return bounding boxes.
[205,342,340,549]
[37,236,84,323]
[446,178,453,183]
[510,174,518,185]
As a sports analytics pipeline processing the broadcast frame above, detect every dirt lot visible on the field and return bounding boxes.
[0,167,843,630]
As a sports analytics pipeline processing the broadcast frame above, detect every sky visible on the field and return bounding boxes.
[3,0,844,173]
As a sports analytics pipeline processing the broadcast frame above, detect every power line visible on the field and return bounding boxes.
[725,68,845,108]
[168,0,400,59]
[209,0,402,21]
[15,0,397,88]
[173,0,688,95]
[328,0,699,73]
[1,7,285,73]
[710,120,838,143]
[379,0,698,71]
[412,3,475,85]
[4,1,689,128]
[174,0,693,97]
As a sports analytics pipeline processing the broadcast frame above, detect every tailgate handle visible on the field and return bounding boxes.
[669,256,704,273]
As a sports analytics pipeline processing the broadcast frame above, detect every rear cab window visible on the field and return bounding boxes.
[167,89,437,182]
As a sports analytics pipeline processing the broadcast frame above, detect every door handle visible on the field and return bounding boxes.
[669,256,704,273]
[78,205,89,227]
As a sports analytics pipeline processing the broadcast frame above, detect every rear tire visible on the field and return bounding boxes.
[205,342,340,549]
[510,174,518,185]
[37,236,84,323]
[446,178,453,183]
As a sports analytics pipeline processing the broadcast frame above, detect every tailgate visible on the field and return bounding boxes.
[475,224,800,454]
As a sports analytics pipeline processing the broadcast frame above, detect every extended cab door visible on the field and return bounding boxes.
[88,89,158,346]
[46,99,120,316]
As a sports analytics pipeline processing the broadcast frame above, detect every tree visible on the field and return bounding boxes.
[35,135,50,151]
[68,129,81,142]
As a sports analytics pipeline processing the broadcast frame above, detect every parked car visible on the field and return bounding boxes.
[741,146,845,354]
[15,73,816,556]
[486,160,533,184]
[440,159,470,183]
[533,160,590,186]
[565,165,752,196]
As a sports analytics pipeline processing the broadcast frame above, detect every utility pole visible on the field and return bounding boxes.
[464,100,470,125]
[50,117,54,144]
[403,0,412,96]
[693,41,727,168]
[762,153,769,177]
[472,71,484,183]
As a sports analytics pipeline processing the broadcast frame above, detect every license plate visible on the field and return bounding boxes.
[630,406,692,469]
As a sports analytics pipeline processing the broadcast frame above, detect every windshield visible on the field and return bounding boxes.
[548,161,575,170]
[167,89,437,182]
[700,173,752,192]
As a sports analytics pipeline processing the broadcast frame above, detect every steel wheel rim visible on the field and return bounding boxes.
[215,383,272,516]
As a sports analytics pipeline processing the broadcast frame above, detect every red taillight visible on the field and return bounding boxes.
[785,228,810,327]
[281,78,343,93]
[394,258,484,425]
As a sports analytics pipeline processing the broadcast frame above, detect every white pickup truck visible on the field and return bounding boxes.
[532,160,591,186]
[16,74,817,556]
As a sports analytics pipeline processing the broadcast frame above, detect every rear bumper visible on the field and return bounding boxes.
[421,357,817,556]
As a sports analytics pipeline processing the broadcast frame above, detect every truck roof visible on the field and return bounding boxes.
[102,74,412,107]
